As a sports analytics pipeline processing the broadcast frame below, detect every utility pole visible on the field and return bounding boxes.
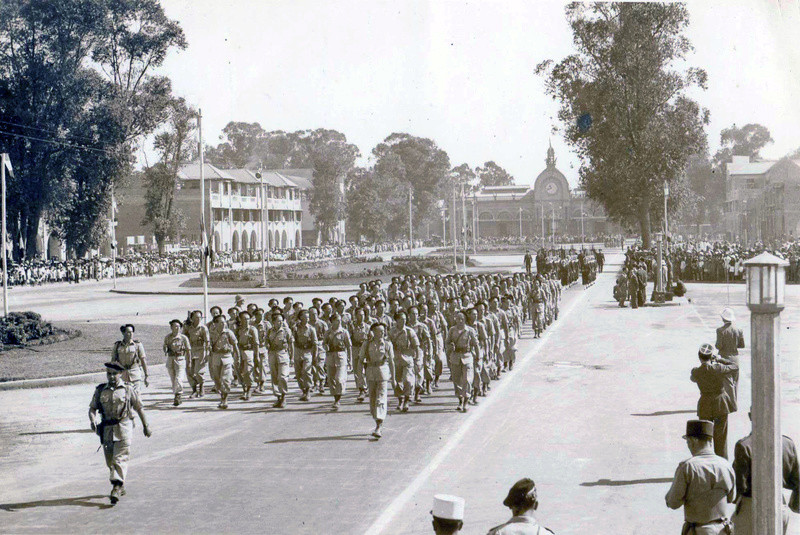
[472,193,477,254]
[257,167,267,287]
[461,183,467,272]
[580,198,585,250]
[198,109,208,320]
[1,153,12,317]
[664,180,670,239]
[518,207,523,240]
[452,184,457,271]
[111,188,117,289]
[408,187,413,255]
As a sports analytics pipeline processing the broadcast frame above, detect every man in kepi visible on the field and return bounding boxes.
[432,494,465,534]
[665,419,736,534]
[487,477,554,534]
[89,362,152,504]
[691,343,738,458]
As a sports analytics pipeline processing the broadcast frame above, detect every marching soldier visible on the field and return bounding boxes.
[665,419,736,534]
[408,305,432,403]
[360,322,396,438]
[209,314,239,409]
[184,310,210,398]
[235,311,259,400]
[266,311,293,408]
[111,324,149,393]
[389,310,420,413]
[163,319,190,406]
[446,310,479,413]
[89,362,152,504]
[350,307,371,402]
[291,309,317,401]
[308,307,328,395]
[323,313,351,410]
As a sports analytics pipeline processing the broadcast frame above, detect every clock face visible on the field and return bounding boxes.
[546,181,558,195]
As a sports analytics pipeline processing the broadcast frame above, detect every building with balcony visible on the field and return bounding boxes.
[115,163,307,254]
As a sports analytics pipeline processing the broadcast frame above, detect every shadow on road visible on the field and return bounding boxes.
[265,433,372,444]
[0,495,113,511]
[19,429,95,436]
[631,410,696,417]
[580,477,673,487]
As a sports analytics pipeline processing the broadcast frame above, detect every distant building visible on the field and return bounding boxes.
[115,163,317,255]
[443,143,617,241]
[725,156,800,243]
[722,155,777,242]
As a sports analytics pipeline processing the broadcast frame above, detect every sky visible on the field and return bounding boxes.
[153,0,800,188]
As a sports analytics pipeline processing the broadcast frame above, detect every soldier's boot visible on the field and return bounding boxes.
[332,395,341,410]
[109,484,122,504]
[219,393,228,409]
[397,397,404,411]
[403,396,411,412]
[173,393,181,406]
[299,390,309,402]
[240,389,250,401]
[357,390,365,403]
[277,395,285,408]
[189,385,198,399]
[198,383,205,398]
[414,388,422,403]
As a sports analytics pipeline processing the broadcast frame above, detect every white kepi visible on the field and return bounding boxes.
[432,494,465,520]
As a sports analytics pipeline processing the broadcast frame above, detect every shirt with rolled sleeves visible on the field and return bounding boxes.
[184,324,209,352]
[90,382,143,442]
[292,324,317,354]
[266,325,293,353]
[111,340,147,382]
[389,325,419,359]
[163,333,190,358]
[665,452,736,522]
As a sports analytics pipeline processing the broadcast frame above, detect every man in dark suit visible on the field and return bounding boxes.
[635,262,648,307]
[715,308,744,415]
[691,343,739,458]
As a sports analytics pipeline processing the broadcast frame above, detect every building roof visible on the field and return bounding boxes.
[177,163,233,181]
[222,169,299,188]
[727,156,776,176]
[481,185,531,194]
[283,173,312,190]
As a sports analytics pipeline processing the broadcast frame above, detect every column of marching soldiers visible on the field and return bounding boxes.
[90,255,582,504]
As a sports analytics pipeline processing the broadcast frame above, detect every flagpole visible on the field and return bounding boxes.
[1,154,8,317]
[198,109,208,319]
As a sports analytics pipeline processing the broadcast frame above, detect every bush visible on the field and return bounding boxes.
[0,311,56,347]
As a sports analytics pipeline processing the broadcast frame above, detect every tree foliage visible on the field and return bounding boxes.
[476,161,514,187]
[712,123,773,169]
[371,133,451,226]
[142,98,196,252]
[0,0,184,258]
[536,2,708,246]
[346,167,405,241]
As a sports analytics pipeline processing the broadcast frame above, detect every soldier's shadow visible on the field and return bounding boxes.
[0,495,113,511]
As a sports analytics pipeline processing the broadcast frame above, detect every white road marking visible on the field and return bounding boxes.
[364,281,594,535]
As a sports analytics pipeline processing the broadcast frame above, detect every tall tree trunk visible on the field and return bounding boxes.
[639,200,652,248]
[25,207,42,260]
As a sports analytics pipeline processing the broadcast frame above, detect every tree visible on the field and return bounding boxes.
[372,133,451,231]
[537,3,708,247]
[142,98,196,252]
[346,167,406,241]
[476,161,514,187]
[676,153,723,235]
[712,123,773,169]
[0,0,185,258]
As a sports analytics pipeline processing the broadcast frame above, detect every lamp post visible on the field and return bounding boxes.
[580,198,585,250]
[452,184,457,271]
[663,180,669,238]
[408,187,413,255]
[744,252,788,535]
[461,182,467,272]
[256,169,267,287]
[471,194,477,255]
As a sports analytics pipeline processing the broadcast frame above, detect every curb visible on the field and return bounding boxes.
[109,286,360,296]
[0,363,166,392]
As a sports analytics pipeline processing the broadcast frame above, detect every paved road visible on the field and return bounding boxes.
[1,252,799,534]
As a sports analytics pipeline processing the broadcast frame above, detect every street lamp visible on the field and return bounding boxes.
[663,180,669,238]
[744,251,788,535]
[256,168,267,287]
